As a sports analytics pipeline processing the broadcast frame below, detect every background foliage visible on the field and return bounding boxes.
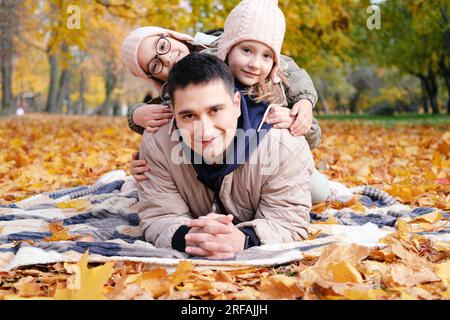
[0,0,449,116]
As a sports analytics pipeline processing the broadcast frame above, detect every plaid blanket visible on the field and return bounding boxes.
[0,171,448,271]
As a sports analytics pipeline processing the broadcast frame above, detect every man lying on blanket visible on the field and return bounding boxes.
[138,53,314,260]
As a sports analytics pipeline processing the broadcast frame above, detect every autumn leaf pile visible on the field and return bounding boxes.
[0,114,449,300]
[0,114,141,204]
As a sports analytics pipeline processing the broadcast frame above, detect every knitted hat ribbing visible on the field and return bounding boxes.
[218,0,286,83]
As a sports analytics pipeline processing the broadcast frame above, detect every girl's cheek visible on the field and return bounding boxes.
[262,62,273,79]
[159,69,169,82]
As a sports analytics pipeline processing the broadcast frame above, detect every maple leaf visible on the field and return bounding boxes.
[134,261,195,299]
[390,264,440,287]
[53,252,114,300]
[12,276,43,298]
[328,261,363,283]
[343,289,387,300]
[298,243,370,297]
[137,268,170,298]
[435,260,450,298]
[44,221,82,242]
[411,211,444,226]
[56,199,90,211]
[258,275,304,299]
[171,261,195,285]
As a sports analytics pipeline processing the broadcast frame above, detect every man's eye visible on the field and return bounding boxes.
[183,114,193,120]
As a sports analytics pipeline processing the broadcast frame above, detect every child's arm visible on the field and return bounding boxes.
[280,54,318,108]
[127,103,146,135]
[289,99,313,136]
[265,105,321,150]
[304,118,322,150]
[127,101,173,182]
[278,55,321,149]
[289,102,322,150]
[131,151,149,181]
[128,103,173,134]
[265,105,295,129]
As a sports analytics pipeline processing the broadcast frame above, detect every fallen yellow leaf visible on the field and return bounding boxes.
[44,221,82,242]
[343,289,387,300]
[328,261,363,283]
[258,275,304,299]
[53,252,114,300]
[56,199,89,211]
[410,211,443,224]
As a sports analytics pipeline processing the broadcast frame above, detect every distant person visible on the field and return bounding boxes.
[16,107,25,116]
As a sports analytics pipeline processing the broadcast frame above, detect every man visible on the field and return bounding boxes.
[138,53,314,259]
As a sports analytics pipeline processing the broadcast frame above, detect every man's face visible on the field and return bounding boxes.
[173,81,241,163]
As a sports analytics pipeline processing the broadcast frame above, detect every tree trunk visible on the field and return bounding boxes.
[56,68,71,113]
[45,54,59,113]
[99,64,117,115]
[1,49,13,115]
[112,100,121,116]
[427,67,440,114]
[77,68,86,114]
[418,69,440,115]
[334,92,344,114]
[0,0,18,115]
[419,76,430,114]
[349,90,361,114]
[317,90,328,114]
[439,56,450,114]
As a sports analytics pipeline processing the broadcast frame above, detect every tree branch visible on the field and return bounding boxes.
[93,0,143,20]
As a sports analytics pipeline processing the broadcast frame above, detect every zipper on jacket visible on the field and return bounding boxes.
[211,197,219,213]
[211,193,227,214]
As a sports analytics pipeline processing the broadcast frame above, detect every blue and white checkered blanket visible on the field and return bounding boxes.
[0,171,448,271]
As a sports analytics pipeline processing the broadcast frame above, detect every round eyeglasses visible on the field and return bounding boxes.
[147,35,171,79]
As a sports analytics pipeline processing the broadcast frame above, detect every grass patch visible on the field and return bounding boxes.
[316,113,450,126]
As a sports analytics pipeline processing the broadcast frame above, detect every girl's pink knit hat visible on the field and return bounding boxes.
[121,26,194,92]
[218,0,286,84]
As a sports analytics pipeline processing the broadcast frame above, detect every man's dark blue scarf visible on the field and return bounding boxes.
[172,83,271,251]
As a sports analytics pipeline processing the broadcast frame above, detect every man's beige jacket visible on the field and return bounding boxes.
[138,124,314,249]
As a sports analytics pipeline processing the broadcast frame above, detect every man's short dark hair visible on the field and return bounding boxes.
[167,53,235,104]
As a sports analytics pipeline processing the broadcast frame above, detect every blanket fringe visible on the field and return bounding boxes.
[351,185,398,206]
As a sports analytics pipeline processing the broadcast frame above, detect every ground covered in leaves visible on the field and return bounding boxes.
[0,114,449,300]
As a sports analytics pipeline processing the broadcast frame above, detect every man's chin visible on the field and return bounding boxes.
[200,148,226,164]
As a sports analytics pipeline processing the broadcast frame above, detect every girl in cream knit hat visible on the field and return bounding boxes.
[217,0,287,103]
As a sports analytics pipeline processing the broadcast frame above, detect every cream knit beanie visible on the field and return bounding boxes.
[218,0,286,84]
[121,26,195,92]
